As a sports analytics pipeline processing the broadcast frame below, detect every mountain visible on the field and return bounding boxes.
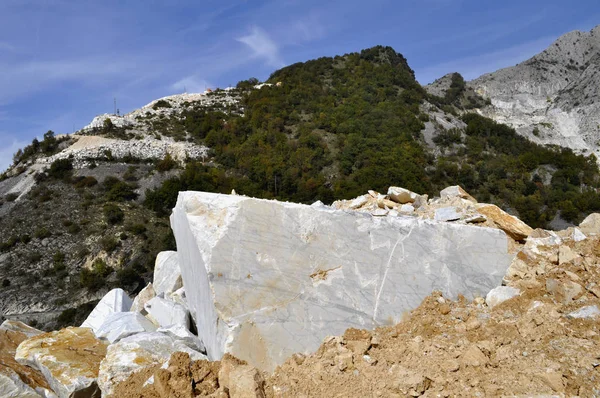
[2,45,600,329]
[467,25,600,158]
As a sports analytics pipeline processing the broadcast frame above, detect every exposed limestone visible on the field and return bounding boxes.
[153,251,183,296]
[81,288,133,334]
[475,203,533,240]
[144,296,190,329]
[170,191,514,372]
[439,185,477,203]
[97,332,207,397]
[579,213,600,235]
[130,283,156,314]
[567,305,600,319]
[15,327,107,398]
[157,324,206,353]
[0,320,55,398]
[95,312,157,343]
[434,206,462,222]
[485,286,520,308]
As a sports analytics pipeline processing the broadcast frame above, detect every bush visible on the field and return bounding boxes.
[106,181,138,202]
[0,236,18,252]
[125,223,147,235]
[56,301,98,328]
[100,235,119,253]
[2,279,10,287]
[152,100,172,109]
[156,153,177,172]
[73,176,98,188]
[48,158,73,180]
[5,193,18,202]
[34,227,51,239]
[103,204,124,225]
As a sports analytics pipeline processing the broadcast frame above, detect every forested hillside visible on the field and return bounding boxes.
[146,46,600,228]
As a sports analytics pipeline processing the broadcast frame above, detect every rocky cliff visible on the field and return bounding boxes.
[467,25,600,159]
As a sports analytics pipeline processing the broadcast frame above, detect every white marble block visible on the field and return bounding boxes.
[171,191,514,372]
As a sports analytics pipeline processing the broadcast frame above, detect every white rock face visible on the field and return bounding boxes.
[97,332,207,397]
[153,251,183,296]
[469,26,600,161]
[157,324,205,353]
[567,305,600,319]
[170,191,514,372]
[81,288,133,333]
[0,369,47,398]
[434,207,462,222]
[485,286,521,308]
[95,312,157,343]
[144,296,189,329]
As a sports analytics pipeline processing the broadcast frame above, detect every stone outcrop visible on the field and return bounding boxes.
[153,251,183,296]
[469,25,600,161]
[0,320,55,398]
[579,213,600,235]
[15,327,107,398]
[171,191,514,372]
[81,288,133,334]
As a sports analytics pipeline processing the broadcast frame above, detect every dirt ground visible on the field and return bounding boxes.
[114,235,600,397]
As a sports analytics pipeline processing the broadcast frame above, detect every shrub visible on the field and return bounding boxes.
[5,193,18,202]
[0,237,18,252]
[156,153,177,172]
[67,223,81,234]
[20,234,31,244]
[103,204,124,225]
[100,235,119,253]
[56,301,98,328]
[73,176,98,188]
[125,223,147,235]
[106,181,138,202]
[2,279,9,287]
[34,227,51,239]
[152,100,172,109]
[48,158,73,180]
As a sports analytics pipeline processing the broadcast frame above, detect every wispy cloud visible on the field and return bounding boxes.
[416,36,556,84]
[237,26,284,67]
[170,76,212,93]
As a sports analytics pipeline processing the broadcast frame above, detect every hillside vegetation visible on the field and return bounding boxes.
[2,45,600,328]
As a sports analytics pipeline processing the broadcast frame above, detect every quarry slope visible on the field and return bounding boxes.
[467,25,600,159]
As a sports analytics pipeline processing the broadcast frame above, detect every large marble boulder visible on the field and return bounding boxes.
[15,327,107,398]
[97,332,207,397]
[81,288,133,334]
[95,312,157,343]
[170,191,514,372]
[144,296,190,329]
[153,251,183,296]
[0,320,55,398]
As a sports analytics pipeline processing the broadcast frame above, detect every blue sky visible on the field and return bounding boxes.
[1,0,599,171]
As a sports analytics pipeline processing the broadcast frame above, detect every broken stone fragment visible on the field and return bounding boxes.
[439,185,477,203]
[566,305,600,319]
[389,365,431,396]
[558,245,580,265]
[387,186,419,204]
[475,203,533,241]
[144,296,190,329]
[399,204,415,213]
[0,320,55,398]
[545,278,583,304]
[15,327,107,398]
[95,311,157,343]
[572,227,587,242]
[157,324,206,353]
[578,213,600,235]
[130,282,156,314]
[460,345,489,367]
[228,365,266,398]
[485,286,520,308]
[153,251,183,296]
[81,288,133,334]
[434,206,462,222]
[97,332,207,397]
